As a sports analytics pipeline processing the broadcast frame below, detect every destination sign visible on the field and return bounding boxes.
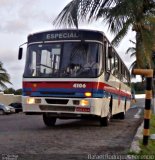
[28,29,104,43]
[46,32,79,40]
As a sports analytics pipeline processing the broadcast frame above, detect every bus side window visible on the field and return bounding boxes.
[104,40,110,81]
[102,45,105,72]
[105,42,111,71]
[124,69,127,84]
[104,41,108,71]
[127,71,131,86]
[121,62,124,81]
[98,44,104,73]
[118,59,122,81]
[113,55,119,78]
[122,65,126,82]
[107,45,112,71]
[125,68,130,86]
[111,51,115,75]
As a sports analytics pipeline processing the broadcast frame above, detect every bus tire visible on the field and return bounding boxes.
[100,117,109,126]
[119,112,125,120]
[119,101,126,120]
[100,108,111,127]
[43,114,56,127]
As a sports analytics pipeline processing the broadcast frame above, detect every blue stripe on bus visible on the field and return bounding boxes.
[23,87,92,92]
[23,88,130,100]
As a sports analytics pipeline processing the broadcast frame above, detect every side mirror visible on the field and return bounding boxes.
[18,48,23,60]
[105,70,110,81]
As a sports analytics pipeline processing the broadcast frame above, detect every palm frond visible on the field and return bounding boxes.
[53,0,80,28]
[0,62,11,89]
[129,40,136,45]
[130,52,136,58]
[53,0,118,27]
[129,61,137,70]
[125,39,136,59]
[126,47,136,55]
[111,18,132,46]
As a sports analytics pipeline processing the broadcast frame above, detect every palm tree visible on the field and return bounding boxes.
[0,62,11,89]
[125,40,137,70]
[126,40,149,81]
[125,40,142,80]
[53,0,155,69]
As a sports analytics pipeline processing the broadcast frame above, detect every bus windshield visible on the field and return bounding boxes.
[24,42,103,78]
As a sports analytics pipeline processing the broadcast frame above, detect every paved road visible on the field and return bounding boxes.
[0,100,143,160]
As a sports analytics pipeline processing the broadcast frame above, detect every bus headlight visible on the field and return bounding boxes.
[84,92,92,97]
[26,98,41,104]
[27,98,35,104]
[80,100,89,106]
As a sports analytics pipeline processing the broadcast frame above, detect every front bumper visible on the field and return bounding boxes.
[22,96,105,117]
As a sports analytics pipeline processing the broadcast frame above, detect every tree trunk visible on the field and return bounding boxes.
[136,31,146,68]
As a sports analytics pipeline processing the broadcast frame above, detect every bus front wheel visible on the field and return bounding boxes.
[43,113,56,127]
[118,112,125,120]
[100,110,111,127]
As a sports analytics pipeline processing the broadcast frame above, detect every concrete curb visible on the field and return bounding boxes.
[130,122,143,153]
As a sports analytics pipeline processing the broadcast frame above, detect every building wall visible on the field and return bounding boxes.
[0,92,22,105]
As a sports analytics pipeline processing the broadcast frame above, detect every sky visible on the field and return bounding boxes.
[0,0,136,90]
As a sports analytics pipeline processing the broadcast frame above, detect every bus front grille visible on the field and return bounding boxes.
[45,99,69,105]
[39,105,75,112]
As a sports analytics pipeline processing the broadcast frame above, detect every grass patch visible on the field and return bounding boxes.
[129,114,155,156]
[139,139,155,154]
[139,114,155,155]
[150,114,155,134]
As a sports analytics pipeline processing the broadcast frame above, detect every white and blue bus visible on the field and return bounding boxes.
[19,29,131,127]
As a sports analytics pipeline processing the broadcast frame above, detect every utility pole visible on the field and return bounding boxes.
[133,69,153,145]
